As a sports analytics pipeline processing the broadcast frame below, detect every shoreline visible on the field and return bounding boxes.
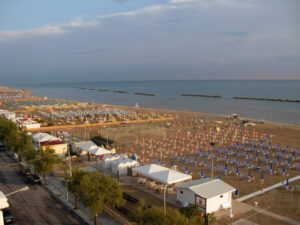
[1,85,299,127]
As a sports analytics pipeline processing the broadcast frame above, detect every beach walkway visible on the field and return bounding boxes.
[25,116,175,132]
[236,175,300,202]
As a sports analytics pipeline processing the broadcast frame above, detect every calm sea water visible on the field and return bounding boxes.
[14,80,300,125]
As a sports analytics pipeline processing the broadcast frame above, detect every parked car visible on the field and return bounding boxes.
[0,145,5,152]
[28,174,41,184]
[20,168,32,177]
[2,208,15,224]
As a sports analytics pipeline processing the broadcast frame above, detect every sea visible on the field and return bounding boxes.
[13,80,300,125]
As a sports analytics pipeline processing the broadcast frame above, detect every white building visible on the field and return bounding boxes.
[17,118,40,129]
[0,191,9,225]
[0,110,15,120]
[176,178,235,214]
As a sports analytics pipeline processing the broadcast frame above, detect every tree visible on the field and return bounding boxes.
[135,206,164,225]
[79,172,125,225]
[69,169,88,209]
[179,204,202,219]
[188,216,205,225]
[11,131,34,161]
[135,202,187,225]
[33,147,61,184]
[165,208,187,225]
[0,117,19,150]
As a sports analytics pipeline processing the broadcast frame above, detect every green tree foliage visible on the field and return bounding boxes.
[135,206,164,225]
[0,118,35,161]
[79,172,125,225]
[12,131,34,161]
[69,169,88,209]
[134,200,211,225]
[188,216,205,225]
[165,208,187,225]
[207,213,216,225]
[32,147,61,184]
[179,204,202,219]
[0,117,19,149]
[135,203,187,225]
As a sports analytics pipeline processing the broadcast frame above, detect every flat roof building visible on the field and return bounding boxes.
[176,178,235,214]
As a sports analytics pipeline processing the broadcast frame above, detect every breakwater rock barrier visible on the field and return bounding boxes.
[233,96,300,103]
[134,92,155,96]
[182,94,221,98]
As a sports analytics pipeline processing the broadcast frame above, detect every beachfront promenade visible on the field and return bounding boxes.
[236,175,300,202]
[25,116,175,132]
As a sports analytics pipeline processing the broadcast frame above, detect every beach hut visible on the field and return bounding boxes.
[175,178,235,213]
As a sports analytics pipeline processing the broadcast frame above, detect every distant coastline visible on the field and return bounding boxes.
[11,80,300,125]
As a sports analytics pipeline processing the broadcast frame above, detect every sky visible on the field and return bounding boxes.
[0,0,299,84]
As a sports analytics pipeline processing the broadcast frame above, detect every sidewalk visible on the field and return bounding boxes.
[46,176,123,225]
[19,159,126,225]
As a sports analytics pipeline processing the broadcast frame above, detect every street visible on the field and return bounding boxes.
[0,151,81,225]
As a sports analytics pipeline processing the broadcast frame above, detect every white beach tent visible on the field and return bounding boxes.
[75,141,98,151]
[103,154,128,169]
[111,158,138,175]
[133,164,192,214]
[32,133,61,143]
[75,141,111,155]
[90,147,111,155]
[132,164,192,185]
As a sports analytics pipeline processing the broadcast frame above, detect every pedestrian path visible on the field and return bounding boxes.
[236,175,300,202]
[253,207,298,225]
[47,177,122,225]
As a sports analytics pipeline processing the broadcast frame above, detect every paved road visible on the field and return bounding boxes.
[0,152,81,225]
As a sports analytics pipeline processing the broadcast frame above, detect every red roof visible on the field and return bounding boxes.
[39,140,65,146]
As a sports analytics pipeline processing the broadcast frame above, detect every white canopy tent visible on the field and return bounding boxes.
[75,141,111,155]
[75,141,98,151]
[90,147,111,155]
[133,164,192,215]
[132,164,192,185]
[32,133,61,143]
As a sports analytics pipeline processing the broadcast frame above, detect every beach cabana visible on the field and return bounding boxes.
[133,164,192,214]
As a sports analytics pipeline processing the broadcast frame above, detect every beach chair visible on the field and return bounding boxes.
[199,170,207,178]
[183,166,192,174]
